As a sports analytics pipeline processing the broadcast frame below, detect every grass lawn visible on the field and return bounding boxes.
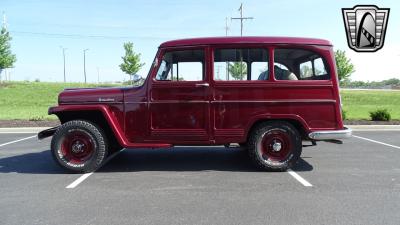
[0,82,119,120]
[341,89,400,120]
[0,82,399,120]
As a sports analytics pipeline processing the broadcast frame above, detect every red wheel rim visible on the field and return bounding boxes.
[60,130,95,164]
[258,129,292,162]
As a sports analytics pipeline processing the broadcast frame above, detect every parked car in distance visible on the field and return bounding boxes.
[39,36,352,173]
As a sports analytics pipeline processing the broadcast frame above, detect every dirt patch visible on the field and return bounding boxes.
[0,120,60,128]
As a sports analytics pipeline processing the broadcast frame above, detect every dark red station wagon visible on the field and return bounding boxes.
[39,37,352,173]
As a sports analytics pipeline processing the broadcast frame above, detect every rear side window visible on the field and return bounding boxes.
[214,48,269,81]
[274,49,330,80]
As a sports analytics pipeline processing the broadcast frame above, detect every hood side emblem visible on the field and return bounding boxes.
[98,98,115,102]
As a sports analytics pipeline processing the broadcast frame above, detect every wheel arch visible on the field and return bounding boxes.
[50,105,124,148]
[245,115,309,142]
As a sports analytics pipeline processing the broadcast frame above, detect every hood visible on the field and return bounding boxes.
[58,87,125,104]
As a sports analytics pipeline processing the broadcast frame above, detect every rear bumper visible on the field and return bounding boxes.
[308,127,352,140]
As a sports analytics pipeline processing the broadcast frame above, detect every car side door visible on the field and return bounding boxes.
[148,47,211,143]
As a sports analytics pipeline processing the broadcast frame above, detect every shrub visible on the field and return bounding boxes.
[341,109,347,120]
[369,109,391,121]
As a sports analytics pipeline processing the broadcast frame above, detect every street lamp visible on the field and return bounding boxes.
[83,49,89,83]
[60,46,67,82]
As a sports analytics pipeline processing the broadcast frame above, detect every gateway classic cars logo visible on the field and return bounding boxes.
[342,5,390,52]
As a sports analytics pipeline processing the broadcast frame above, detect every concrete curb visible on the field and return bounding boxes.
[0,127,51,133]
[0,125,399,133]
[346,125,400,131]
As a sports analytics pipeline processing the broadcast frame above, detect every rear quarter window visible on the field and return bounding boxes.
[274,48,330,81]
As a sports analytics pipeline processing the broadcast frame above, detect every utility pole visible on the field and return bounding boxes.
[225,17,229,36]
[60,46,67,82]
[83,49,89,83]
[224,17,230,80]
[231,3,253,36]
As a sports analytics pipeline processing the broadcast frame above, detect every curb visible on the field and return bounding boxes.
[346,125,400,131]
[0,127,51,133]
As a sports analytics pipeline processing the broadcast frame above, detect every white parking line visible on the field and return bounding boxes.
[66,149,125,189]
[353,135,400,149]
[66,172,93,189]
[287,169,313,187]
[0,135,37,147]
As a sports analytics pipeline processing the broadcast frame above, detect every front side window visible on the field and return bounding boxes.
[155,49,204,81]
[274,48,330,80]
[214,48,269,81]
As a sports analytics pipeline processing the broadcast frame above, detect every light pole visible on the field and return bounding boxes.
[60,46,67,82]
[83,49,89,83]
[97,67,100,84]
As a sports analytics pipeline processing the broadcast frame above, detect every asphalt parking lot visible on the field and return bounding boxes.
[0,129,399,225]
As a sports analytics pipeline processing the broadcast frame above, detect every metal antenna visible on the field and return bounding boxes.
[231,3,253,36]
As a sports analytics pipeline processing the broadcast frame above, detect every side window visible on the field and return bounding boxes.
[313,58,327,76]
[274,48,330,80]
[214,48,268,81]
[300,61,313,78]
[155,49,204,81]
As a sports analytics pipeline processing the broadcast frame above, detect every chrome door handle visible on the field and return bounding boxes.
[195,83,209,87]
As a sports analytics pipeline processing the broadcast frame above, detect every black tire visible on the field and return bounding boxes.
[51,120,108,173]
[248,121,302,171]
[239,142,247,148]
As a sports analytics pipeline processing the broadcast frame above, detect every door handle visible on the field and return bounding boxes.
[195,83,209,87]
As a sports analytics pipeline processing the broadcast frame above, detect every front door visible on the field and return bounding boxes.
[149,47,210,142]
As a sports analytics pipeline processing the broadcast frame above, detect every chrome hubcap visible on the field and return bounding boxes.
[71,141,85,154]
[271,140,282,152]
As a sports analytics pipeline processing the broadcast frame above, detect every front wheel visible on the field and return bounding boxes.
[51,120,108,173]
[248,121,302,171]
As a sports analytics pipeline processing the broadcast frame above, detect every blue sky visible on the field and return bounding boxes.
[1,0,399,82]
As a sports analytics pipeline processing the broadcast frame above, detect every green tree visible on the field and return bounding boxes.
[0,28,17,81]
[228,61,247,80]
[119,42,144,85]
[335,50,355,85]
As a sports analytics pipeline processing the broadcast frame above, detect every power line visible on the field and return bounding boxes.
[9,30,174,40]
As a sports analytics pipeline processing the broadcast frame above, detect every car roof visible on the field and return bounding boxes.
[160,36,332,48]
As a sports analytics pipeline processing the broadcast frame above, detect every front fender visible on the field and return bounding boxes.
[48,105,127,147]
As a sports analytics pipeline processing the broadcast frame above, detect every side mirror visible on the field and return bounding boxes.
[132,74,142,82]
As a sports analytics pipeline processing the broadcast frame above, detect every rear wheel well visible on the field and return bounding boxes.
[246,119,307,142]
[55,111,121,151]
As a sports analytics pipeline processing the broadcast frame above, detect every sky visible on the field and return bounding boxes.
[1,0,399,82]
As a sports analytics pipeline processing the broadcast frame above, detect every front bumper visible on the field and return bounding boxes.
[38,126,59,140]
[308,127,352,140]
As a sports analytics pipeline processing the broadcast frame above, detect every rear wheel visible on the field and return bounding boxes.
[51,120,108,173]
[248,121,302,171]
